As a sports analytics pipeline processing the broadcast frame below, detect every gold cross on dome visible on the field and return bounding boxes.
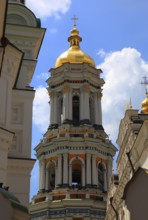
[71,15,78,27]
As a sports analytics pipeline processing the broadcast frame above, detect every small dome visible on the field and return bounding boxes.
[141,93,148,114]
[55,27,95,68]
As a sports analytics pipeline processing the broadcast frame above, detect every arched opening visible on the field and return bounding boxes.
[47,162,56,190]
[72,96,80,122]
[98,162,104,191]
[72,160,82,185]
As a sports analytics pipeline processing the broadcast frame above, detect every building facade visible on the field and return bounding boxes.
[105,97,148,220]
[30,25,116,220]
[0,0,45,211]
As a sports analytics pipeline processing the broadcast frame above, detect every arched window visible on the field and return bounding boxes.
[72,96,80,122]
[98,162,105,191]
[72,160,82,185]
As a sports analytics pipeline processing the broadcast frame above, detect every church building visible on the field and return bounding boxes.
[1,1,148,220]
[105,93,148,220]
[29,21,117,220]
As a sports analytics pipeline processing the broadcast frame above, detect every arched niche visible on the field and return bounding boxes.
[7,4,38,27]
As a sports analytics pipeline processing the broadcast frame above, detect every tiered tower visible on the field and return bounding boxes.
[30,24,116,220]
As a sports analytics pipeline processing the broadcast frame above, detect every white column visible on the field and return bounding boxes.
[45,168,49,190]
[82,164,85,187]
[57,98,61,125]
[104,169,107,191]
[53,93,58,124]
[83,85,90,120]
[63,85,69,121]
[49,92,54,124]
[80,89,84,120]
[69,88,72,120]
[86,154,91,185]
[39,159,45,190]
[92,155,97,186]
[98,93,102,125]
[69,164,72,186]
[94,93,99,124]
[57,154,62,185]
[55,165,58,187]
[63,153,68,185]
[107,158,112,185]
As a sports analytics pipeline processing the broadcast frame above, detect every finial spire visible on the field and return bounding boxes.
[71,15,78,27]
[129,97,133,109]
[125,97,133,110]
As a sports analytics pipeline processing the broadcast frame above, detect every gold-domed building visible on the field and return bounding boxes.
[141,92,148,114]
[55,27,95,68]
[30,24,116,220]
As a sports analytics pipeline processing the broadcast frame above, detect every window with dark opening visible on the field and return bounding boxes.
[72,96,80,122]
[72,161,82,185]
[98,163,104,191]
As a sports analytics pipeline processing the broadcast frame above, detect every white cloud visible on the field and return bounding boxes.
[97,49,108,58]
[99,48,148,142]
[26,0,72,19]
[33,86,49,133]
[36,72,49,80]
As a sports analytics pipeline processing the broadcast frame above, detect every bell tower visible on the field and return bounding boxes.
[30,23,117,220]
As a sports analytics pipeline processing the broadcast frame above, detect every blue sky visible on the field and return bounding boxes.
[25,0,148,200]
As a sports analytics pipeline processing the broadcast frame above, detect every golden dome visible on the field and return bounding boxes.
[55,27,95,68]
[141,93,148,114]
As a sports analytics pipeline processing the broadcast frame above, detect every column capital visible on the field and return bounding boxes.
[63,84,70,93]
[39,158,45,164]
[97,92,103,98]
[82,84,90,93]
[63,153,68,158]
[48,91,55,98]
[86,153,91,158]
[92,154,97,159]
